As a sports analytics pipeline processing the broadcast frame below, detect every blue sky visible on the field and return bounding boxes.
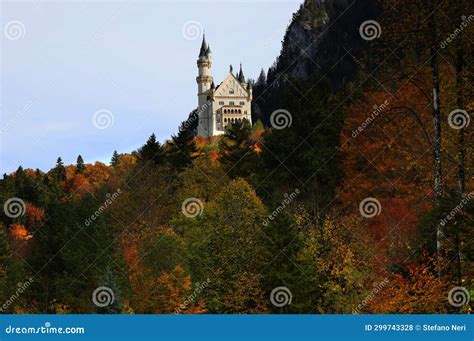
[1,0,301,173]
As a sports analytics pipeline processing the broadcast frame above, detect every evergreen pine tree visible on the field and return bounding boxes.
[138,134,164,165]
[256,68,267,89]
[13,166,40,203]
[184,109,199,137]
[218,119,255,178]
[167,122,198,171]
[75,155,85,174]
[110,151,120,168]
[13,166,26,190]
[52,157,67,182]
[13,166,23,187]
[15,166,24,176]
[34,169,42,180]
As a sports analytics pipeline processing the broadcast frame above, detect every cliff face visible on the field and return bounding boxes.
[271,0,331,82]
[252,0,378,124]
[271,0,377,83]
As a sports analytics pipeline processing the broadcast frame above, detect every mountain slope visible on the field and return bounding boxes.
[252,0,378,125]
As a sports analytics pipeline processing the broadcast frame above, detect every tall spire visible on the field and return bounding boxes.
[199,34,208,57]
[238,63,245,82]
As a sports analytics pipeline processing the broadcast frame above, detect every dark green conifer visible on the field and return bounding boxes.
[167,121,198,171]
[75,155,85,174]
[110,151,120,168]
[138,134,165,165]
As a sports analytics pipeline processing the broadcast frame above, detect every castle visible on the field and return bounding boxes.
[196,35,252,137]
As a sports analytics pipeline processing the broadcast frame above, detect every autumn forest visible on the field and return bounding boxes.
[1,0,473,314]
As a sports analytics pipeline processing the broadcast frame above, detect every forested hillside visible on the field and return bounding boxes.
[1,0,473,314]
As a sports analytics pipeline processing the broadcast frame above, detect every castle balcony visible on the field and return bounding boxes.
[218,105,248,128]
[220,105,244,115]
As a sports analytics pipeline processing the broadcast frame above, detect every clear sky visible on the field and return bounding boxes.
[1,0,301,174]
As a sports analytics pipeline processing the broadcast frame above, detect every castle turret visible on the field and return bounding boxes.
[196,35,213,108]
[238,63,245,83]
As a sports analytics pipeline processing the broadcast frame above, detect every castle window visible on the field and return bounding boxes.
[219,101,224,105]
[240,101,245,105]
[230,101,234,106]
[224,109,227,114]
[229,89,234,94]
[238,109,241,114]
[224,118,227,122]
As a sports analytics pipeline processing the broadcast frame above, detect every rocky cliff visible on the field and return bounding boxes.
[252,0,378,124]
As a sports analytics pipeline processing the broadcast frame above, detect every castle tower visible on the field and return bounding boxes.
[196,35,213,108]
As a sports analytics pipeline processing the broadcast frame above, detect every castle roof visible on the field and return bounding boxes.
[199,35,208,57]
[237,63,245,83]
[211,71,251,99]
